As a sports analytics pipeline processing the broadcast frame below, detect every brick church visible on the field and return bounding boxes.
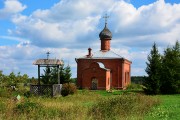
[75,19,131,90]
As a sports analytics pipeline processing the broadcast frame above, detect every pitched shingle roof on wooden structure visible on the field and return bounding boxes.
[33,59,63,65]
[33,58,63,85]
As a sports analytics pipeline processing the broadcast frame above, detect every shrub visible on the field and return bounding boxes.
[24,91,32,98]
[14,100,42,113]
[61,83,77,97]
[126,83,143,90]
[0,88,7,97]
[16,88,29,96]
[0,88,12,98]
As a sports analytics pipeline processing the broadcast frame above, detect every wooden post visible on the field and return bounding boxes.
[58,65,60,84]
[38,65,40,85]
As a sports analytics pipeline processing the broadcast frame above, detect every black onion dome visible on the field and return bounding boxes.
[99,24,112,40]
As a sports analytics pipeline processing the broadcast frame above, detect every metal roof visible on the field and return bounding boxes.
[99,24,112,40]
[77,50,123,59]
[33,59,63,65]
[93,50,122,58]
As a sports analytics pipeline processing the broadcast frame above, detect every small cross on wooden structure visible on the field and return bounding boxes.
[32,54,63,97]
[46,51,50,59]
[103,13,109,25]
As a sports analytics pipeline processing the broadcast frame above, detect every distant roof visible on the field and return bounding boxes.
[33,59,63,65]
[77,50,123,59]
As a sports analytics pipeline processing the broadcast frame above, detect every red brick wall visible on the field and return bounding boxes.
[76,58,131,90]
[122,60,131,89]
[101,40,111,50]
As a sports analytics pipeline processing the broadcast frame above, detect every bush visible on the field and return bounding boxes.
[0,88,7,97]
[14,100,42,113]
[61,83,77,97]
[0,88,12,98]
[24,91,32,98]
[126,83,143,90]
[16,88,29,96]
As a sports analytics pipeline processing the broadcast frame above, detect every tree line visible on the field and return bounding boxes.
[0,61,74,89]
[0,71,29,88]
[144,41,180,94]
[131,76,145,84]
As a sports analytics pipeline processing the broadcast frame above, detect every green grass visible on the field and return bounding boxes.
[0,89,179,120]
[146,94,180,120]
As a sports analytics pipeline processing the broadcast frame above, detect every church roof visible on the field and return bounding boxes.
[99,24,112,40]
[93,50,122,58]
[77,50,123,59]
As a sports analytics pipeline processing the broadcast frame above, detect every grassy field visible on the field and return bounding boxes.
[0,89,179,120]
[146,94,180,120]
[96,91,180,120]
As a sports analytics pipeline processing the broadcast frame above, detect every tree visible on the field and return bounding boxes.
[50,67,59,84]
[0,71,5,87]
[59,63,72,84]
[16,72,29,84]
[59,64,65,84]
[41,67,56,84]
[144,43,162,94]
[41,62,72,84]
[8,72,16,86]
[160,41,180,94]
[64,65,72,83]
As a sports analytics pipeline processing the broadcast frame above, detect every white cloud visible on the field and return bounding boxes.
[108,0,180,48]
[0,0,26,19]
[11,14,100,47]
[31,0,114,22]
[10,0,119,47]
[1,0,180,77]
[8,0,180,48]
[0,35,28,42]
[0,43,87,77]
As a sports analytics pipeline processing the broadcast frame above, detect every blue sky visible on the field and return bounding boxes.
[0,0,180,78]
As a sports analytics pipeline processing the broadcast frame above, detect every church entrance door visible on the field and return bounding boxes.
[91,78,98,90]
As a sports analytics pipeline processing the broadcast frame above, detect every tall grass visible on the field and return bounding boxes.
[89,94,160,120]
[0,90,160,120]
